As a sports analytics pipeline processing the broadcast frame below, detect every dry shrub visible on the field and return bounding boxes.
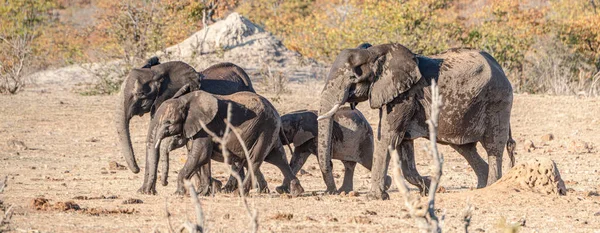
[523,36,599,96]
[259,62,289,97]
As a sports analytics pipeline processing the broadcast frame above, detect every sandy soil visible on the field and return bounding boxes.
[1,80,599,233]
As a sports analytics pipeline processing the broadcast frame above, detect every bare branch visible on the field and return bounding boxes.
[462,199,473,233]
[0,176,7,193]
[195,103,258,233]
[164,198,176,233]
[390,79,444,233]
[185,180,204,232]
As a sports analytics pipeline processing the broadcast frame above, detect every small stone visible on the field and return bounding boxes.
[362,210,377,215]
[436,186,447,193]
[348,191,359,197]
[523,140,535,152]
[122,198,143,204]
[327,216,338,222]
[109,161,127,171]
[223,213,230,220]
[541,134,554,142]
[305,216,317,221]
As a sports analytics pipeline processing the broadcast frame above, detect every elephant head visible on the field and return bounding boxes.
[146,91,219,169]
[116,58,200,173]
[317,43,423,192]
[280,110,318,147]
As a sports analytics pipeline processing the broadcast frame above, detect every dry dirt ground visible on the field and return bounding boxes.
[1,80,599,233]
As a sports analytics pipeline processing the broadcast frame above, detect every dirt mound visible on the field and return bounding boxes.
[158,12,325,81]
[492,157,567,195]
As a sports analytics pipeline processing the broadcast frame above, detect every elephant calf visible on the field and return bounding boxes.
[146,90,304,196]
[281,106,390,193]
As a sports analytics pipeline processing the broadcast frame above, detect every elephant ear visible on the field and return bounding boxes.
[368,44,422,109]
[183,92,219,139]
[293,112,318,146]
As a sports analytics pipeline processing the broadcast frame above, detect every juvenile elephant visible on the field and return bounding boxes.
[146,90,304,196]
[317,43,516,199]
[280,107,391,193]
[115,58,255,194]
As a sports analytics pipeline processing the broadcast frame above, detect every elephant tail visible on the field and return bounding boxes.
[506,124,516,168]
[279,127,295,156]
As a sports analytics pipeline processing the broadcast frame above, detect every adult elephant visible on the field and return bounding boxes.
[115,57,254,194]
[317,43,515,200]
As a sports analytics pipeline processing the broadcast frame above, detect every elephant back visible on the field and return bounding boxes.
[199,62,255,95]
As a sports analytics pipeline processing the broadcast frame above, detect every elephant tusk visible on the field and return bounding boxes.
[317,104,341,121]
[155,138,162,149]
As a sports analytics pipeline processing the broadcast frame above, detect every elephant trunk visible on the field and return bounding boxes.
[116,86,140,173]
[317,83,348,192]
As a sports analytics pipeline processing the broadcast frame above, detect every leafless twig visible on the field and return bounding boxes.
[0,176,7,193]
[196,103,259,233]
[390,79,444,233]
[462,199,473,233]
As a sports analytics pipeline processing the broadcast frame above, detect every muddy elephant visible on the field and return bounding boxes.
[146,90,304,196]
[280,107,391,193]
[317,43,515,199]
[115,57,255,194]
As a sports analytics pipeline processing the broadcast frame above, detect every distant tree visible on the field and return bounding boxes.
[0,0,56,94]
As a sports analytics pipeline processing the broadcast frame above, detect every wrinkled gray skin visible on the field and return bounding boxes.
[147,90,304,196]
[281,107,392,193]
[115,58,258,194]
[318,43,516,199]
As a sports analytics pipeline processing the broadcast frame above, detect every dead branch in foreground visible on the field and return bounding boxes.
[390,79,444,233]
[196,103,259,233]
[162,103,258,233]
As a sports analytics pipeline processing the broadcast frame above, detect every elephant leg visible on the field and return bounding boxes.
[367,111,394,200]
[338,161,356,193]
[449,143,489,188]
[265,145,304,197]
[398,140,431,196]
[138,140,161,195]
[194,163,215,196]
[482,136,508,186]
[289,143,312,176]
[241,161,263,195]
[160,136,187,186]
[176,138,212,195]
[223,162,244,193]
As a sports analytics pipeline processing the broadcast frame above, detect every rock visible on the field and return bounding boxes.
[122,198,143,204]
[7,139,28,151]
[541,133,554,142]
[568,140,596,154]
[270,212,293,221]
[348,191,359,197]
[494,157,567,195]
[108,161,127,171]
[349,216,371,224]
[523,140,535,152]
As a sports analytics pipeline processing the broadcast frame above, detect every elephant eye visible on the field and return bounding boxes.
[135,92,146,99]
[353,66,363,77]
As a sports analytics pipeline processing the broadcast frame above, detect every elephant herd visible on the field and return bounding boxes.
[115,42,515,200]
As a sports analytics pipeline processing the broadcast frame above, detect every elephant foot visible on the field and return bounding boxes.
[290,179,304,197]
[223,178,238,193]
[197,178,223,196]
[324,187,338,195]
[337,186,353,194]
[384,175,392,191]
[366,190,389,200]
[161,180,169,187]
[137,186,157,195]
[275,185,289,194]
[259,185,270,194]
